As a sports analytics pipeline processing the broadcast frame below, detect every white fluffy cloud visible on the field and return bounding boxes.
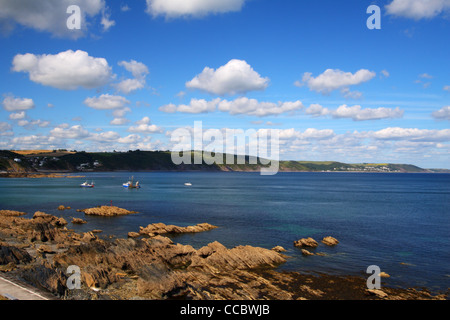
[186,59,269,95]
[159,97,303,117]
[371,127,450,142]
[12,50,113,90]
[146,0,247,18]
[218,98,303,117]
[0,0,107,38]
[385,0,450,19]
[2,96,35,111]
[432,106,450,120]
[50,125,90,140]
[84,94,130,110]
[159,98,221,114]
[114,60,149,94]
[128,117,163,134]
[296,69,376,95]
[304,104,403,121]
[305,104,330,117]
[332,105,404,121]
[118,60,149,78]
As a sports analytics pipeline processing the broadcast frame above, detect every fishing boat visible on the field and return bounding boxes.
[123,176,140,189]
[80,181,94,188]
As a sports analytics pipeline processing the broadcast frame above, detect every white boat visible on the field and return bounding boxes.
[123,176,140,189]
[80,181,94,188]
[184,182,192,186]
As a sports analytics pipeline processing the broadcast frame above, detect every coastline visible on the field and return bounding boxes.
[0,209,446,300]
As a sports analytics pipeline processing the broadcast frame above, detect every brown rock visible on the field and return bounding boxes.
[301,249,314,256]
[72,218,87,224]
[271,246,286,252]
[0,210,27,217]
[367,289,388,299]
[82,206,137,217]
[127,232,140,238]
[294,237,318,248]
[55,217,68,227]
[322,236,339,246]
[81,232,97,242]
[139,222,217,236]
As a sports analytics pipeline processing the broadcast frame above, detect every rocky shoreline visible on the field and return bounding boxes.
[0,208,447,300]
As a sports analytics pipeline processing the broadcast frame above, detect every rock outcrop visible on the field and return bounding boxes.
[0,211,446,300]
[139,222,217,237]
[72,218,87,224]
[80,206,137,217]
[294,237,318,248]
[322,236,339,246]
[0,210,27,217]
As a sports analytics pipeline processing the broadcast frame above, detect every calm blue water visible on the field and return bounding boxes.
[1,172,449,292]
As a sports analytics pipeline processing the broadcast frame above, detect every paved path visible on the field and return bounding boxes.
[0,274,56,300]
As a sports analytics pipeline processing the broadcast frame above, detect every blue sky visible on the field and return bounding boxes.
[0,0,449,168]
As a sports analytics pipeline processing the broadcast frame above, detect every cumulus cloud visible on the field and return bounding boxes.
[332,105,404,121]
[305,104,330,117]
[371,127,450,142]
[304,103,403,121]
[12,50,113,90]
[159,97,303,117]
[146,0,247,18]
[90,131,120,142]
[432,106,450,120]
[9,111,26,120]
[114,60,149,94]
[50,125,90,139]
[118,60,149,78]
[128,117,163,134]
[2,96,35,111]
[296,68,376,95]
[385,0,450,20]
[218,97,303,117]
[84,94,130,110]
[0,0,107,38]
[159,98,221,114]
[114,78,145,94]
[186,59,269,95]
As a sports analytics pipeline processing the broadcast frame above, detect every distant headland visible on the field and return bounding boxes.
[1,149,448,177]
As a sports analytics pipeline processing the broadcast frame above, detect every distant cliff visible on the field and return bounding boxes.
[1,149,447,175]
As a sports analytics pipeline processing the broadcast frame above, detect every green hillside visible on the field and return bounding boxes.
[0,149,443,175]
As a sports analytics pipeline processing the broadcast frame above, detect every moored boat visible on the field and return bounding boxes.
[80,181,94,188]
[123,176,140,189]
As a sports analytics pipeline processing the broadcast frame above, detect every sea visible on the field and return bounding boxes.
[0,171,449,293]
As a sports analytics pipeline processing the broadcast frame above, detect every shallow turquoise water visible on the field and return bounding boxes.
[1,172,449,292]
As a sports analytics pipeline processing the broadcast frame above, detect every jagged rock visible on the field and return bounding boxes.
[72,218,87,224]
[322,236,339,246]
[294,237,318,248]
[380,272,390,278]
[55,217,68,227]
[139,222,217,236]
[271,246,286,252]
[301,249,314,256]
[367,289,388,298]
[58,205,70,210]
[0,210,27,217]
[0,243,33,265]
[81,232,97,242]
[190,242,286,271]
[127,232,140,238]
[81,206,137,217]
